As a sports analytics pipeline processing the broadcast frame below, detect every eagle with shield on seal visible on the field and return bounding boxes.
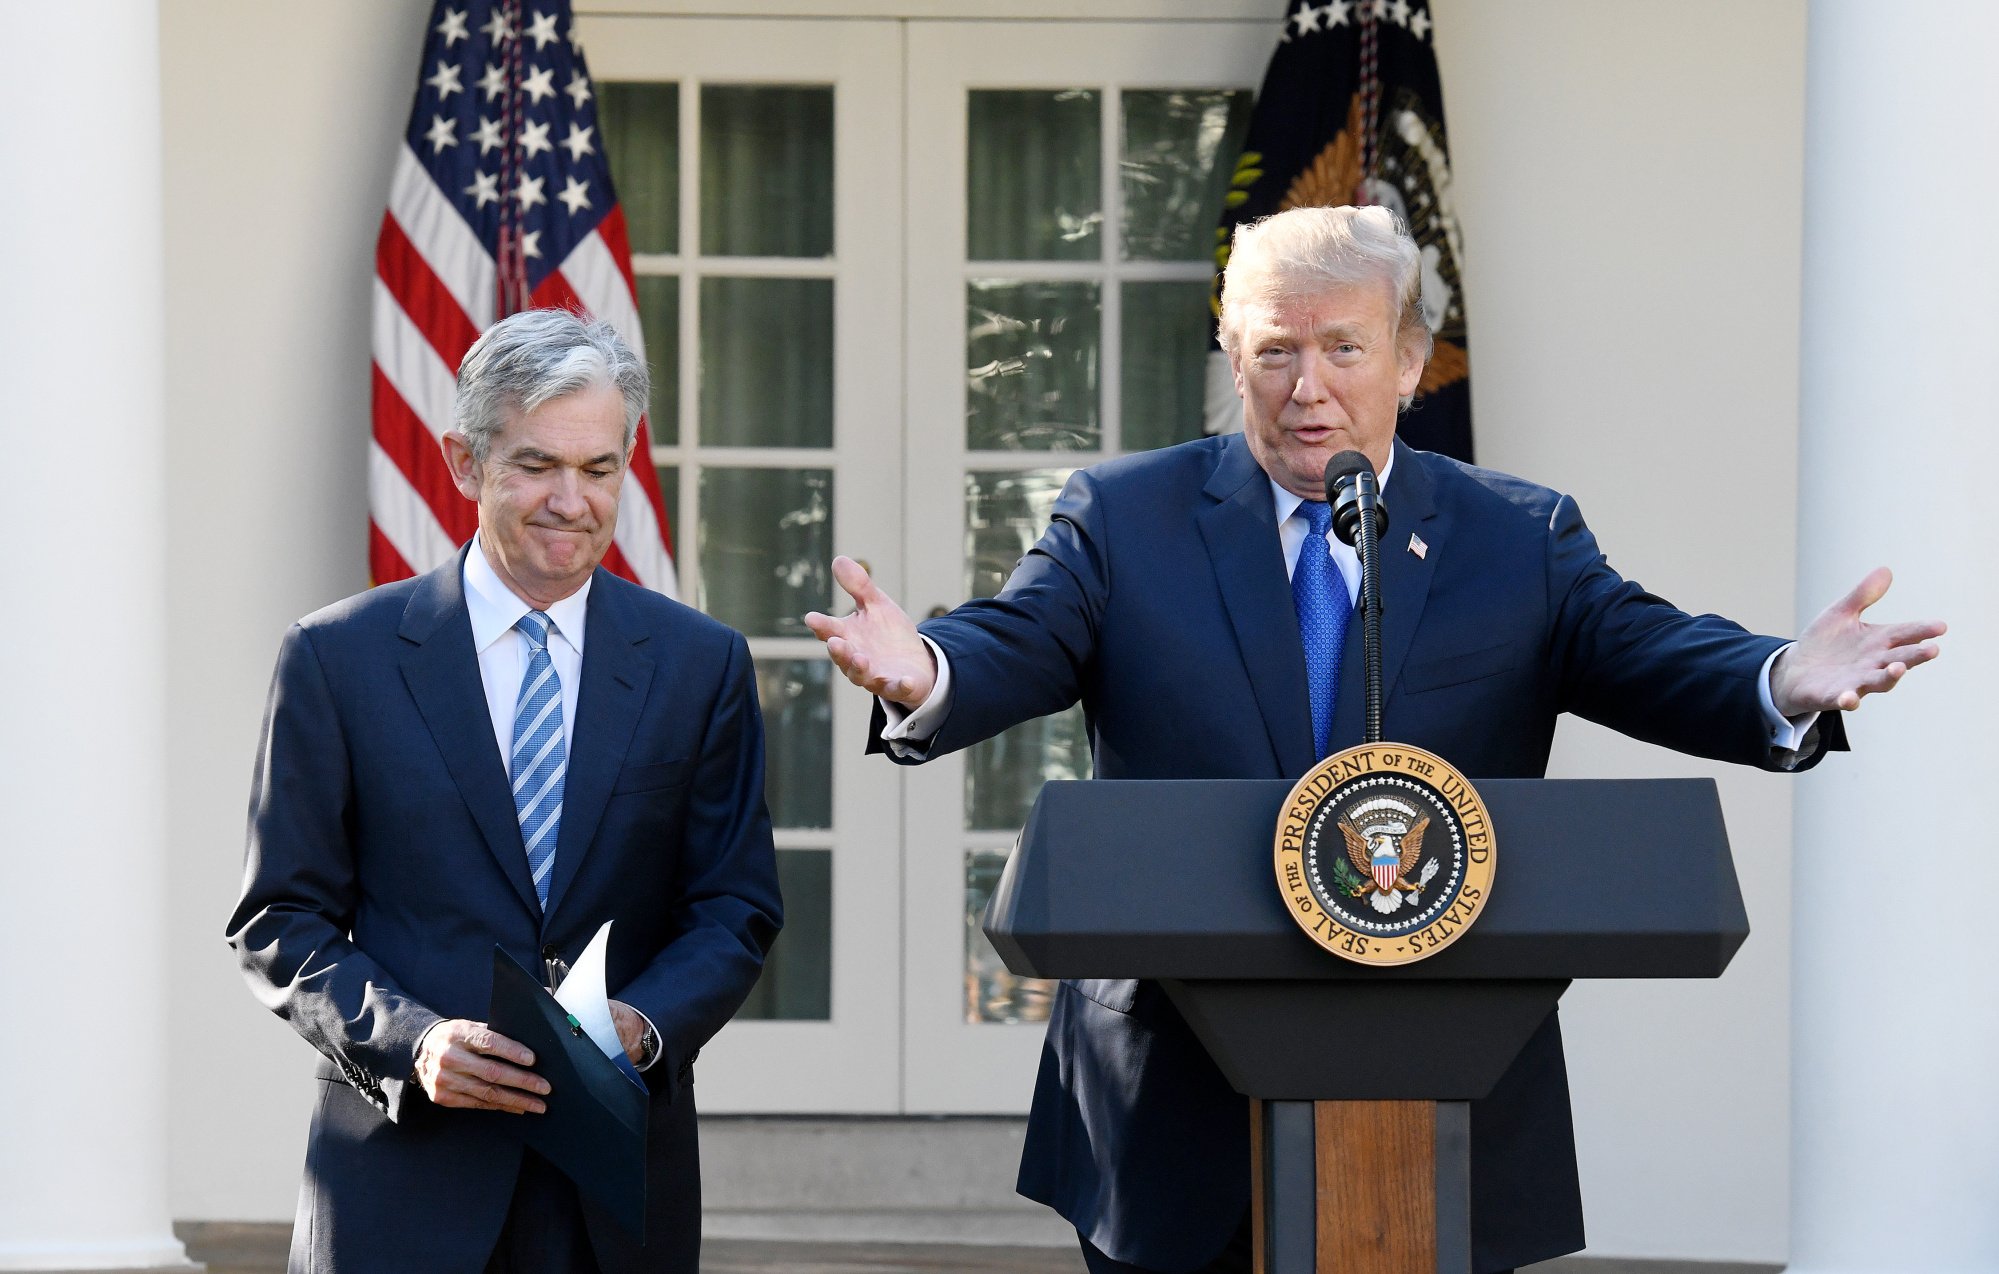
[1340,807,1440,915]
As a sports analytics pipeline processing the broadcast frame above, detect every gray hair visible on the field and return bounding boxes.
[1217,205,1432,378]
[453,308,651,460]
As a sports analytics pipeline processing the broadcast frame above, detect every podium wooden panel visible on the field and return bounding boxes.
[1250,1099,1469,1274]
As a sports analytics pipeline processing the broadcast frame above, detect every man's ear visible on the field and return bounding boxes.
[1397,334,1428,400]
[441,431,482,502]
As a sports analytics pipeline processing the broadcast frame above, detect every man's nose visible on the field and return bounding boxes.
[1291,351,1331,403]
[545,472,588,520]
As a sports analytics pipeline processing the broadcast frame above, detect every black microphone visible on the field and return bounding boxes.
[1322,450,1387,549]
[1320,451,1388,745]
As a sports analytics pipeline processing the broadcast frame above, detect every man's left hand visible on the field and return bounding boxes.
[1771,566,1945,717]
[609,1000,648,1066]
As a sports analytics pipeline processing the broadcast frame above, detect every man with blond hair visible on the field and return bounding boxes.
[808,206,1941,1273]
[232,308,781,1273]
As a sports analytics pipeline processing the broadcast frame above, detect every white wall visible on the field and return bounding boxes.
[160,0,430,1220]
[1436,0,1805,1262]
[160,1,1811,1262]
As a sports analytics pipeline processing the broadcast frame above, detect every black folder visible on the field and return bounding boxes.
[487,946,649,1238]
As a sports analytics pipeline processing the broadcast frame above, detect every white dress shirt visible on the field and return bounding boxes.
[463,540,588,767]
[883,455,1816,761]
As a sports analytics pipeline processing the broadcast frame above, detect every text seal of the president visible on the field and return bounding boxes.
[1274,743,1496,966]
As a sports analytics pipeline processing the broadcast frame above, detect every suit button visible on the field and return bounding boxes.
[541,944,560,961]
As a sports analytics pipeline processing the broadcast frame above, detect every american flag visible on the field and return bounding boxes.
[370,0,677,595]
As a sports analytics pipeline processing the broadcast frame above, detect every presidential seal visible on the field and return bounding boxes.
[1273,743,1495,966]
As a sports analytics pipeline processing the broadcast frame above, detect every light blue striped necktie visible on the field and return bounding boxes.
[511,610,566,909]
[1292,500,1353,760]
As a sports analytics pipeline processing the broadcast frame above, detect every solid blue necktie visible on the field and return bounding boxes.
[511,611,567,909]
[1292,501,1353,760]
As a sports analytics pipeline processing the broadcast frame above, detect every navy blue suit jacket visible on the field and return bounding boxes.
[878,434,1839,1273]
[229,550,781,1274]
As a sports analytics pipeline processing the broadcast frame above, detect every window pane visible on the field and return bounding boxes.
[965,849,1054,1024]
[756,658,831,830]
[1120,281,1215,453]
[735,849,831,1020]
[967,280,1100,452]
[700,85,834,258]
[597,82,678,254]
[1120,89,1253,262]
[962,467,1071,600]
[965,708,1089,832]
[652,465,680,555]
[963,469,1091,831]
[697,467,831,636]
[634,274,679,445]
[967,90,1101,261]
[699,276,833,448]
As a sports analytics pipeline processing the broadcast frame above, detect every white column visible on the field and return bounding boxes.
[1792,3,1999,1270]
[0,2,190,1270]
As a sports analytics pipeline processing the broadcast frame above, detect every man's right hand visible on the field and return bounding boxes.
[804,556,938,708]
[413,1019,549,1115]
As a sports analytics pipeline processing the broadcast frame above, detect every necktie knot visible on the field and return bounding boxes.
[1301,499,1334,537]
[515,610,552,651]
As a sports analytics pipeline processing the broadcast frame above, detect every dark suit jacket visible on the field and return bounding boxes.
[877,434,1840,1274]
[229,549,782,1274]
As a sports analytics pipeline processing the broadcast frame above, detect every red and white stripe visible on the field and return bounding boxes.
[370,147,678,595]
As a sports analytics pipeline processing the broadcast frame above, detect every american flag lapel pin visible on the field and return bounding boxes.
[1408,533,1428,560]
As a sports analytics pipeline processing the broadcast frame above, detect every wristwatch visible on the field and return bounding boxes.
[635,1021,660,1070]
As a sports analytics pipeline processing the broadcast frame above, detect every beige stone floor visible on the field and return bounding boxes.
[176,1223,1772,1274]
[180,1225,1083,1273]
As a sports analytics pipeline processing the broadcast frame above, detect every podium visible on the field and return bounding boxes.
[984,777,1749,1274]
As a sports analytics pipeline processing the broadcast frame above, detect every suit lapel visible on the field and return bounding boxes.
[542,572,655,924]
[1197,435,1317,778]
[1330,437,1445,751]
[399,552,542,920]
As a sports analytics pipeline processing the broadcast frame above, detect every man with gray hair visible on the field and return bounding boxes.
[808,205,1941,1273]
[231,307,782,1273]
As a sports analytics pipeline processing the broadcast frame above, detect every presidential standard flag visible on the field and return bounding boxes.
[1207,0,1474,463]
[370,0,677,594]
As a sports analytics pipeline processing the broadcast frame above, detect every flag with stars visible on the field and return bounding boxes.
[1206,0,1474,463]
[370,0,676,594]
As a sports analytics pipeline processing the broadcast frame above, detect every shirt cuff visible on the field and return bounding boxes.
[879,636,953,757]
[1759,643,1819,756]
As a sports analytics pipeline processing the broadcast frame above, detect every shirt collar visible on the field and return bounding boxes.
[1269,446,1395,527]
[462,538,592,656]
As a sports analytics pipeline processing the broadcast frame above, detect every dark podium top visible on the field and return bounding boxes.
[987,777,1749,983]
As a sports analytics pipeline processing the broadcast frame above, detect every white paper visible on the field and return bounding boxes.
[554,920,642,1086]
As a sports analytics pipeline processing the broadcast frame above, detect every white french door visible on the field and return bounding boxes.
[581,11,1269,1114]
[580,14,907,1113]
[899,21,1268,1111]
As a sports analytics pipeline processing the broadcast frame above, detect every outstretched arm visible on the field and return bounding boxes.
[1771,567,1945,716]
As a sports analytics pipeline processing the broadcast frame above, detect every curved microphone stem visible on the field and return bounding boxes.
[1354,490,1386,745]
